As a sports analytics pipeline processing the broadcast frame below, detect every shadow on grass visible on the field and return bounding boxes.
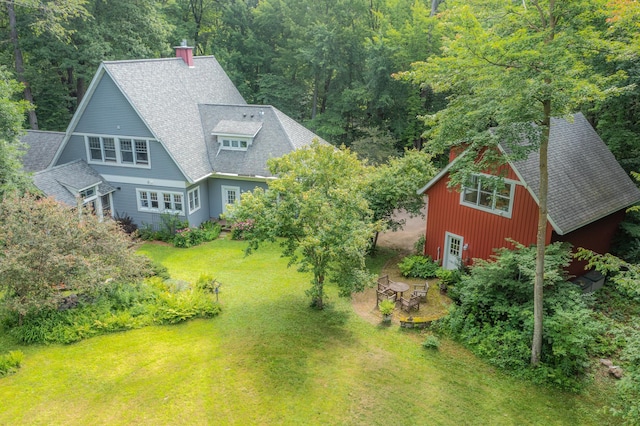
[229,293,355,392]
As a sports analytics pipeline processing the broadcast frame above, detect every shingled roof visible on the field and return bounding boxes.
[419,113,640,235]
[200,104,327,178]
[20,130,65,172]
[507,113,640,234]
[101,56,246,182]
[32,159,115,207]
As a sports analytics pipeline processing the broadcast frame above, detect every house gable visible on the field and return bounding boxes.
[419,114,640,269]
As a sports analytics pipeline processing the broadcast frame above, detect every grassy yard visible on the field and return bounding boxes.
[0,238,618,425]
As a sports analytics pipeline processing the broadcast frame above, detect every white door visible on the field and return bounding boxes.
[221,186,240,214]
[443,232,463,270]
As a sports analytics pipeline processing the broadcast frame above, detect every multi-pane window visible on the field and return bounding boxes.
[89,137,102,161]
[138,190,184,214]
[461,174,514,216]
[103,138,116,162]
[120,139,134,163]
[221,138,250,151]
[188,187,200,213]
[86,135,151,167]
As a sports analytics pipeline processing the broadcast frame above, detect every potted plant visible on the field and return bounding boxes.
[379,299,395,323]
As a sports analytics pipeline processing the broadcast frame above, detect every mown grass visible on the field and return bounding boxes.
[0,238,619,425]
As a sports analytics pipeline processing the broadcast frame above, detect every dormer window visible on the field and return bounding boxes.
[212,119,262,152]
[221,138,250,150]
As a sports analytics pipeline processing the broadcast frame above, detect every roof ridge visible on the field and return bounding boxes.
[271,107,298,151]
[103,56,217,65]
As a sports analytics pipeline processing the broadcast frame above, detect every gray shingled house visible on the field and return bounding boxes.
[21,44,326,226]
[417,113,640,277]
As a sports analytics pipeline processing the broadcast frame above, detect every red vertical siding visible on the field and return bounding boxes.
[553,209,626,276]
[424,170,552,267]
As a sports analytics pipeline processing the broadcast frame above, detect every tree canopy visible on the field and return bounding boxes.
[0,193,150,321]
[398,0,625,364]
[228,142,379,309]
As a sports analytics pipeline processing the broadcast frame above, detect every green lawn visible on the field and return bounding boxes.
[0,238,618,425]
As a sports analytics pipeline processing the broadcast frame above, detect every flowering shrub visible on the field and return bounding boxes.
[231,219,255,240]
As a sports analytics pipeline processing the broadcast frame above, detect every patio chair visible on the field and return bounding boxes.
[400,294,420,313]
[377,274,392,292]
[412,281,429,303]
[376,289,397,307]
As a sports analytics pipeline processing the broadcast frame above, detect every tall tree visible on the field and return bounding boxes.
[228,142,378,309]
[400,0,622,364]
[3,0,89,129]
[0,66,33,197]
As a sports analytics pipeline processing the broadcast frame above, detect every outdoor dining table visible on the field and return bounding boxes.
[388,281,410,300]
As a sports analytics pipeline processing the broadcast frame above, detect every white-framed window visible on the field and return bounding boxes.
[460,174,515,217]
[221,185,240,214]
[188,186,201,213]
[137,189,184,214]
[220,138,250,151]
[85,135,151,167]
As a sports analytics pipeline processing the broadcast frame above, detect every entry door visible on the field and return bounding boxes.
[443,232,463,270]
[221,186,240,214]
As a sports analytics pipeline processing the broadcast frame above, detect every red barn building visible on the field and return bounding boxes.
[418,113,640,277]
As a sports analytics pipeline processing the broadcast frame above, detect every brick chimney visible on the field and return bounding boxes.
[175,40,194,67]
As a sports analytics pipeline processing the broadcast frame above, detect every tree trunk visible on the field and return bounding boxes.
[76,77,86,107]
[7,0,38,129]
[313,275,324,309]
[531,101,551,366]
[430,0,440,16]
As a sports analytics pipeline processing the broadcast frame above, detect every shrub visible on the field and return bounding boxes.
[414,235,426,255]
[0,351,23,376]
[422,335,440,350]
[436,267,462,295]
[437,242,601,390]
[194,274,220,294]
[231,219,255,240]
[199,220,222,241]
[114,212,138,235]
[398,255,439,279]
[4,276,221,345]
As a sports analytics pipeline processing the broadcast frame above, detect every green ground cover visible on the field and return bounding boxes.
[0,239,618,425]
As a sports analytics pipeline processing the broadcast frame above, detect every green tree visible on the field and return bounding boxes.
[0,67,32,197]
[0,193,150,323]
[400,0,622,364]
[228,142,378,309]
[364,149,437,250]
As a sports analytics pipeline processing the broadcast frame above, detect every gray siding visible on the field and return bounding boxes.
[75,73,154,137]
[186,180,210,226]
[208,178,268,218]
[57,136,185,181]
[112,183,187,229]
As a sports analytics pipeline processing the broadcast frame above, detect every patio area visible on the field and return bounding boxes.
[352,253,452,325]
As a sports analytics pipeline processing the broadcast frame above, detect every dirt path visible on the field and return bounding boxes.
[352,209,451,325]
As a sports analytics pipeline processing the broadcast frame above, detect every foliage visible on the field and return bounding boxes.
[413,235,426,255]
[436,242,605,390]
[114,211,138,235]
[397,0,625,367]
[363,149,436,251]
[398,255,439,279]
[0,238,619,424]
[378,299,395,316]
[0,350,23,377]
[435,267,462,294]
[2,276,221,344]
[0,193,150,321]
[228,141,378,309]
[575,248,640,300]
[194,274,220,294]
[422,335,440,350]
[0,67,33,197]
[173,221,221,248]
[612,319,640,423]
[230,219,254,240]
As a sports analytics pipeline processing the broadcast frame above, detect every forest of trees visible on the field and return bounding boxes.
[1,0,638,173]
